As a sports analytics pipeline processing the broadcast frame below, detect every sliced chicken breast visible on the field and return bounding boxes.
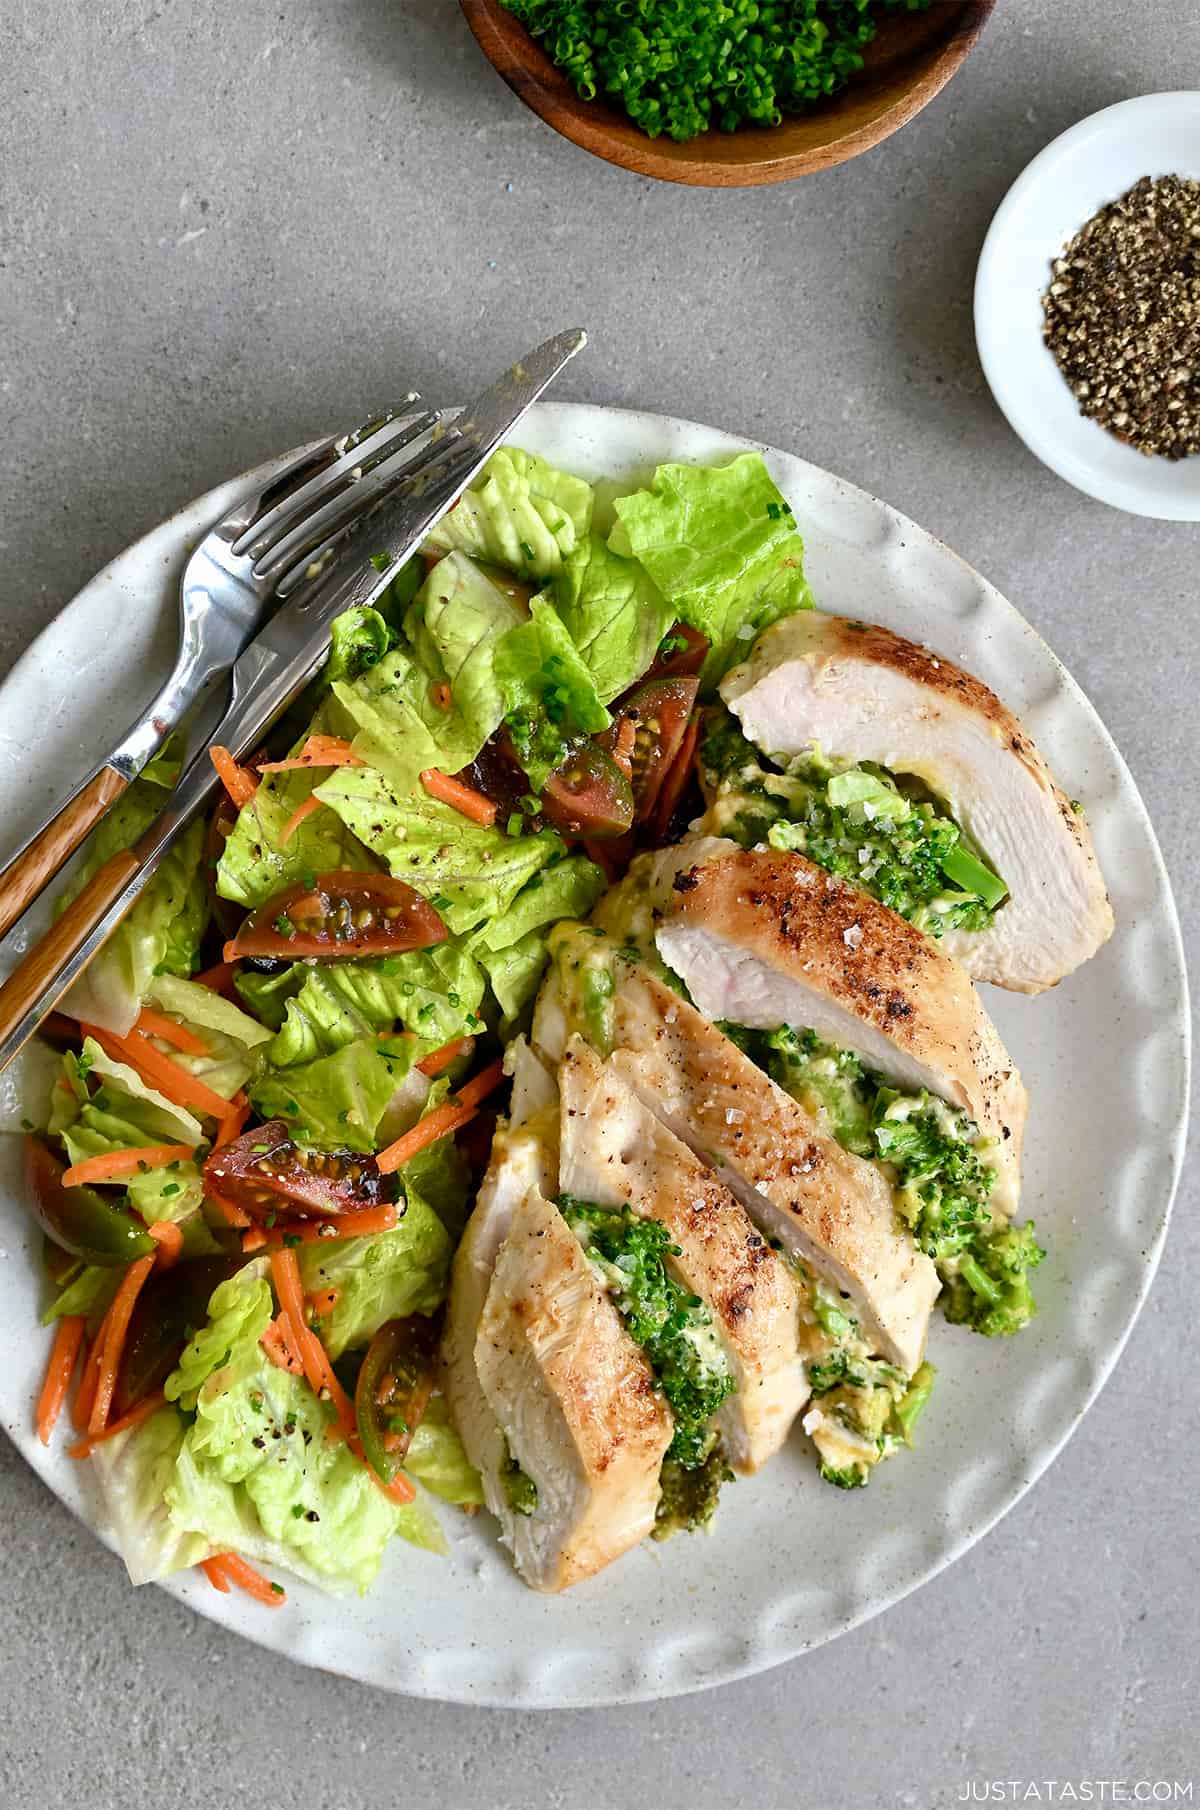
[535,941,938,1375]
[440,1114,559,1524]
[721,612,1114,993]
[653,845,1026,1217]
[474,1185,673,1592]
[558,1036,810,1472]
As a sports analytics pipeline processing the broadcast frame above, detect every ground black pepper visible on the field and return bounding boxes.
[1041,174,1200,460]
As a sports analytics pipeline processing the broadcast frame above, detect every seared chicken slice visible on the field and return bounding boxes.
[535,943,938,1375]
[474,1186,673,1592]
[440,1109,558,1527]
[558,1036,810,1472]
[721,612,1114,993]
[654,845,1026,1217]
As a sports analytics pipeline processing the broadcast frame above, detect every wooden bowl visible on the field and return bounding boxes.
[460,1,996,187]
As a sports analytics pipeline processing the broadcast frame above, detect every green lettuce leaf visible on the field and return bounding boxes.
[395,1092,472,1232]
[404,1397,484,1506]
[266,946,486,1069]
[471,853,605,954]
[60,815,206,1034]
[554,532,675,703]
[316,764,564,936]
[146,973,271,1099]
[234,965,304,1032]
[299,1190,452,1359]
[89,1404,212,1585]
[325,605,393,688]
[608,452,814,687]
[216,705,378,910]
[477,930,549,1023]
[329,648,480,800]
[492,594,611,790]
[403,552,525,748]
[164,1267,423,1590]
[247,1036,403,1152]
[423,446,593,579]
[41,1261,119,1325]
[0,1036,61,1134]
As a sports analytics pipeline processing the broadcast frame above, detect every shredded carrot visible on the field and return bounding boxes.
[306,1287,340,1319]
[61,1144,195,1188]
[242,1203,398,1252]
[215,1095,250,1150]
[278,794,323,847]
[260,1313,305,1375]
[88,1255,156,1436]
[207,1551,286,1608]
[651,711,701,839]
[80,1022,232,1122]
[269,1250,356,1439]
[257,735,364,773]
[375,1100,478,1174]
[383,1470,417,1506]
[193,961,238,1000]
[416,1035,474,1078]
[36,1316,86,1445]
[68,1389,164,1458]
[419,767,496,827]
[201,1556,232,1593]
[207,1187,251,1229]
[209,745,259,810]
[73,1334,103,1432]
[454,1058,506,1112]
[611,715,636,779]
[148,1220,184,1268]
[430,680,452,711]
[134,1008,208,1056]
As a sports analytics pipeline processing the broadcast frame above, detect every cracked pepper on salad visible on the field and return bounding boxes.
[13,444,1112,1600]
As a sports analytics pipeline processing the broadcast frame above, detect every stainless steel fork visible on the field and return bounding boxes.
[0,400,443,941]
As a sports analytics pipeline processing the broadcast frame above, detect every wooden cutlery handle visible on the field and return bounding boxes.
[0,848,140,1048]
[0,766,128,942]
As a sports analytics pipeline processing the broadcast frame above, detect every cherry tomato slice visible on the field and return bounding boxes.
[355,1315,438,1483]
[540,744,634,840]
[26,1136,156,1267]
[599,677,699,824]
[227,872,446,962]
[643,622,709,682]
[113,1256,233,1419]
[204,1120,396,1222]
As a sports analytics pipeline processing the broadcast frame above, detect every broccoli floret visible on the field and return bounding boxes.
[891,1361,936,1446]
[818,1462,869,1490]
[943,1221,1045,1337]
[652,1444,734,1541]
[499,1439,538,1517]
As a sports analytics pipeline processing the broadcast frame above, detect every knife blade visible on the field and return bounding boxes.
[0,327,587,1070]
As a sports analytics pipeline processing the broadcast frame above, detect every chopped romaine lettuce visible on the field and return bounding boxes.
[553,532,674,704]
[316,764,564,936]
[476,930,548,1024]
[89,1404,212,1585]
[247,1036,403,1152]
[266,946,486,1069]
[298,1189,452,1359]
[492,594,610,790]
[403,551,524,750]
[145,973,271,1099]
[404,1397,484,1506]
[609,452,813,687]
[423,446,592,579]
[329,647,480,798]
[471,854,605,955]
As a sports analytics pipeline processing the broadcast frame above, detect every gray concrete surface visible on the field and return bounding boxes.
[0,1,1195,1805]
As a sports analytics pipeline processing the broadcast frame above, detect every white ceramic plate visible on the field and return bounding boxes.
[975,91,1200,520]
[0,404,1188,1707]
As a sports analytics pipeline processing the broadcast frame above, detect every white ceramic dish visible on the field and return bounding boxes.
[975,91,1200,520]
[0,404,1188,1706]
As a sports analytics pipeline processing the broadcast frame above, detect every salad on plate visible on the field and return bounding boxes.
[13,441,1113,1601]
